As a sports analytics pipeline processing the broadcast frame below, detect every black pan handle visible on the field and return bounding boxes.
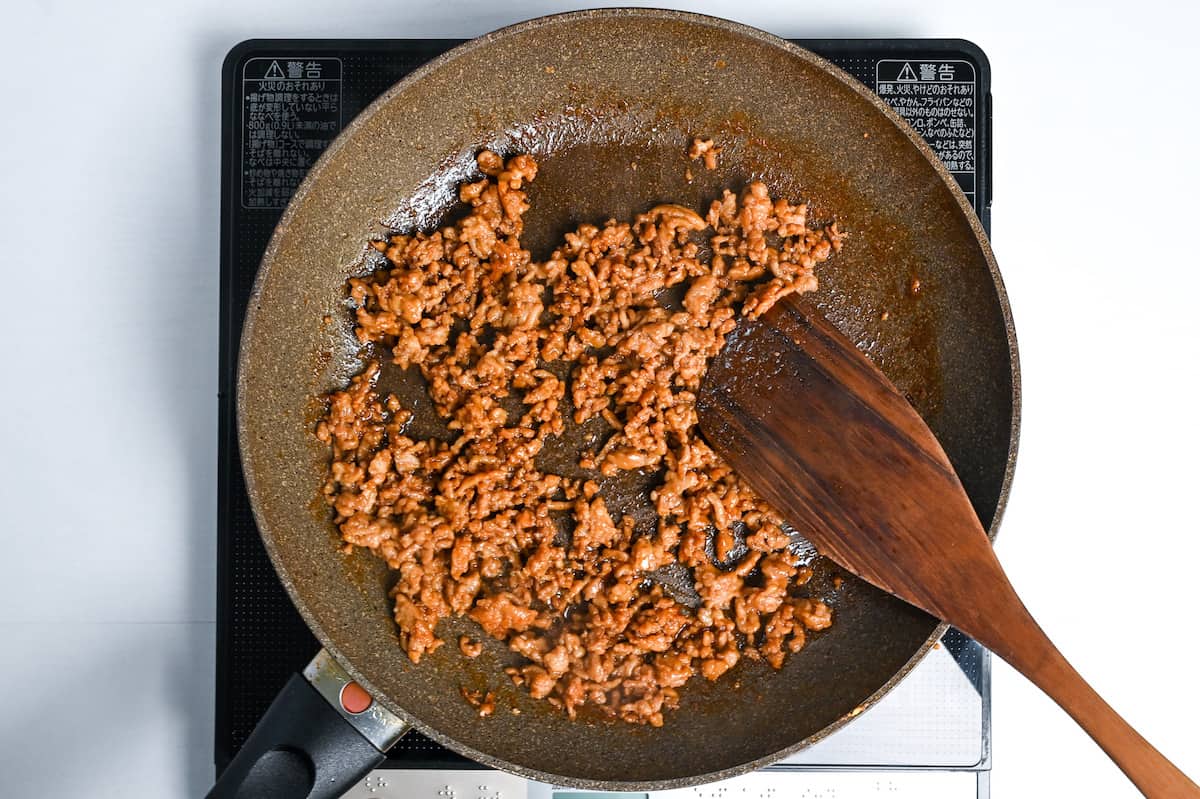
[208,650,411,799]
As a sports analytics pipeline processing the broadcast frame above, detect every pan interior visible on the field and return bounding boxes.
[238,10,1015,789]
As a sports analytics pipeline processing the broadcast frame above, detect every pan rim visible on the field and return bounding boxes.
[236,7,1021,790]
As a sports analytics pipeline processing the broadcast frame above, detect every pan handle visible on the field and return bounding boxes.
[207,650,411,799]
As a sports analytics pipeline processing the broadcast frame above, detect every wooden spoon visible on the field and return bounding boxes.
[696,295,1198,798]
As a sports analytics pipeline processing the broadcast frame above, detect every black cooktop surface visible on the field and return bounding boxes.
[217,37,992,772]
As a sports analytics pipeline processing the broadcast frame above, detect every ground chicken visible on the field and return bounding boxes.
[317,150,842,725]
[688,137,721,170]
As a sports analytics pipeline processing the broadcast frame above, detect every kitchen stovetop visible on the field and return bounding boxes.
[218,37,993,798]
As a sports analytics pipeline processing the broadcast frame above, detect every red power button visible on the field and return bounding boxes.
[339,681,373,714]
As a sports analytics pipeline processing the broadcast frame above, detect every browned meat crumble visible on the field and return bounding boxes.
[316,151,842,726]
[461,687,496,717]
[688,137,721,170]
[459,636,483,658]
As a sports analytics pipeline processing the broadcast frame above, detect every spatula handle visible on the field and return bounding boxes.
[961,579,1199,798]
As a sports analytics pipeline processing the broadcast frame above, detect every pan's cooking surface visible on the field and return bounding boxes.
[229,12,1015,789]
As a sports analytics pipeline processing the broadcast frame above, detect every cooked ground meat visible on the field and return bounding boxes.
[316,151,842,726]
[688,137,721,170]
[461,687,496,717]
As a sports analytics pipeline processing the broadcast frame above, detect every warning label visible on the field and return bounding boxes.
[240,57,342,209]
[875,59,976,204]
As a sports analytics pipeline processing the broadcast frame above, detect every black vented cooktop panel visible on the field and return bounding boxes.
[216,37,992,771]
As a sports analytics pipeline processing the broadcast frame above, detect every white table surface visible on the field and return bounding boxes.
[2,1,1197,796]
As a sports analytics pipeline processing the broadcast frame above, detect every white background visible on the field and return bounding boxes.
[2,0,1197,796]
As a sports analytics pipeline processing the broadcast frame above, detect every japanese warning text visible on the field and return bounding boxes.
[241,58,342,209]
[875,59,977,205]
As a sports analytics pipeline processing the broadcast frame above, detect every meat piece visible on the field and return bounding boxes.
[688,137,721,170]
[683,275,721,317]
[523,665,556,699]
[393,594,442,663]
[694,563,743,608]
[460,687,496,717]
[653,652,694,688]
[795,598,834,631]
[469,593,539,638]
[628,601,690,652]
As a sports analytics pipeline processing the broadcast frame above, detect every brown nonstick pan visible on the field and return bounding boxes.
[212,9,1019,797]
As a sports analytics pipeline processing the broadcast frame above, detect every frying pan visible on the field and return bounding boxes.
[212,9,1019,797]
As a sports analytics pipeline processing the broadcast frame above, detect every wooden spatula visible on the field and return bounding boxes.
[696,295,1198,798]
